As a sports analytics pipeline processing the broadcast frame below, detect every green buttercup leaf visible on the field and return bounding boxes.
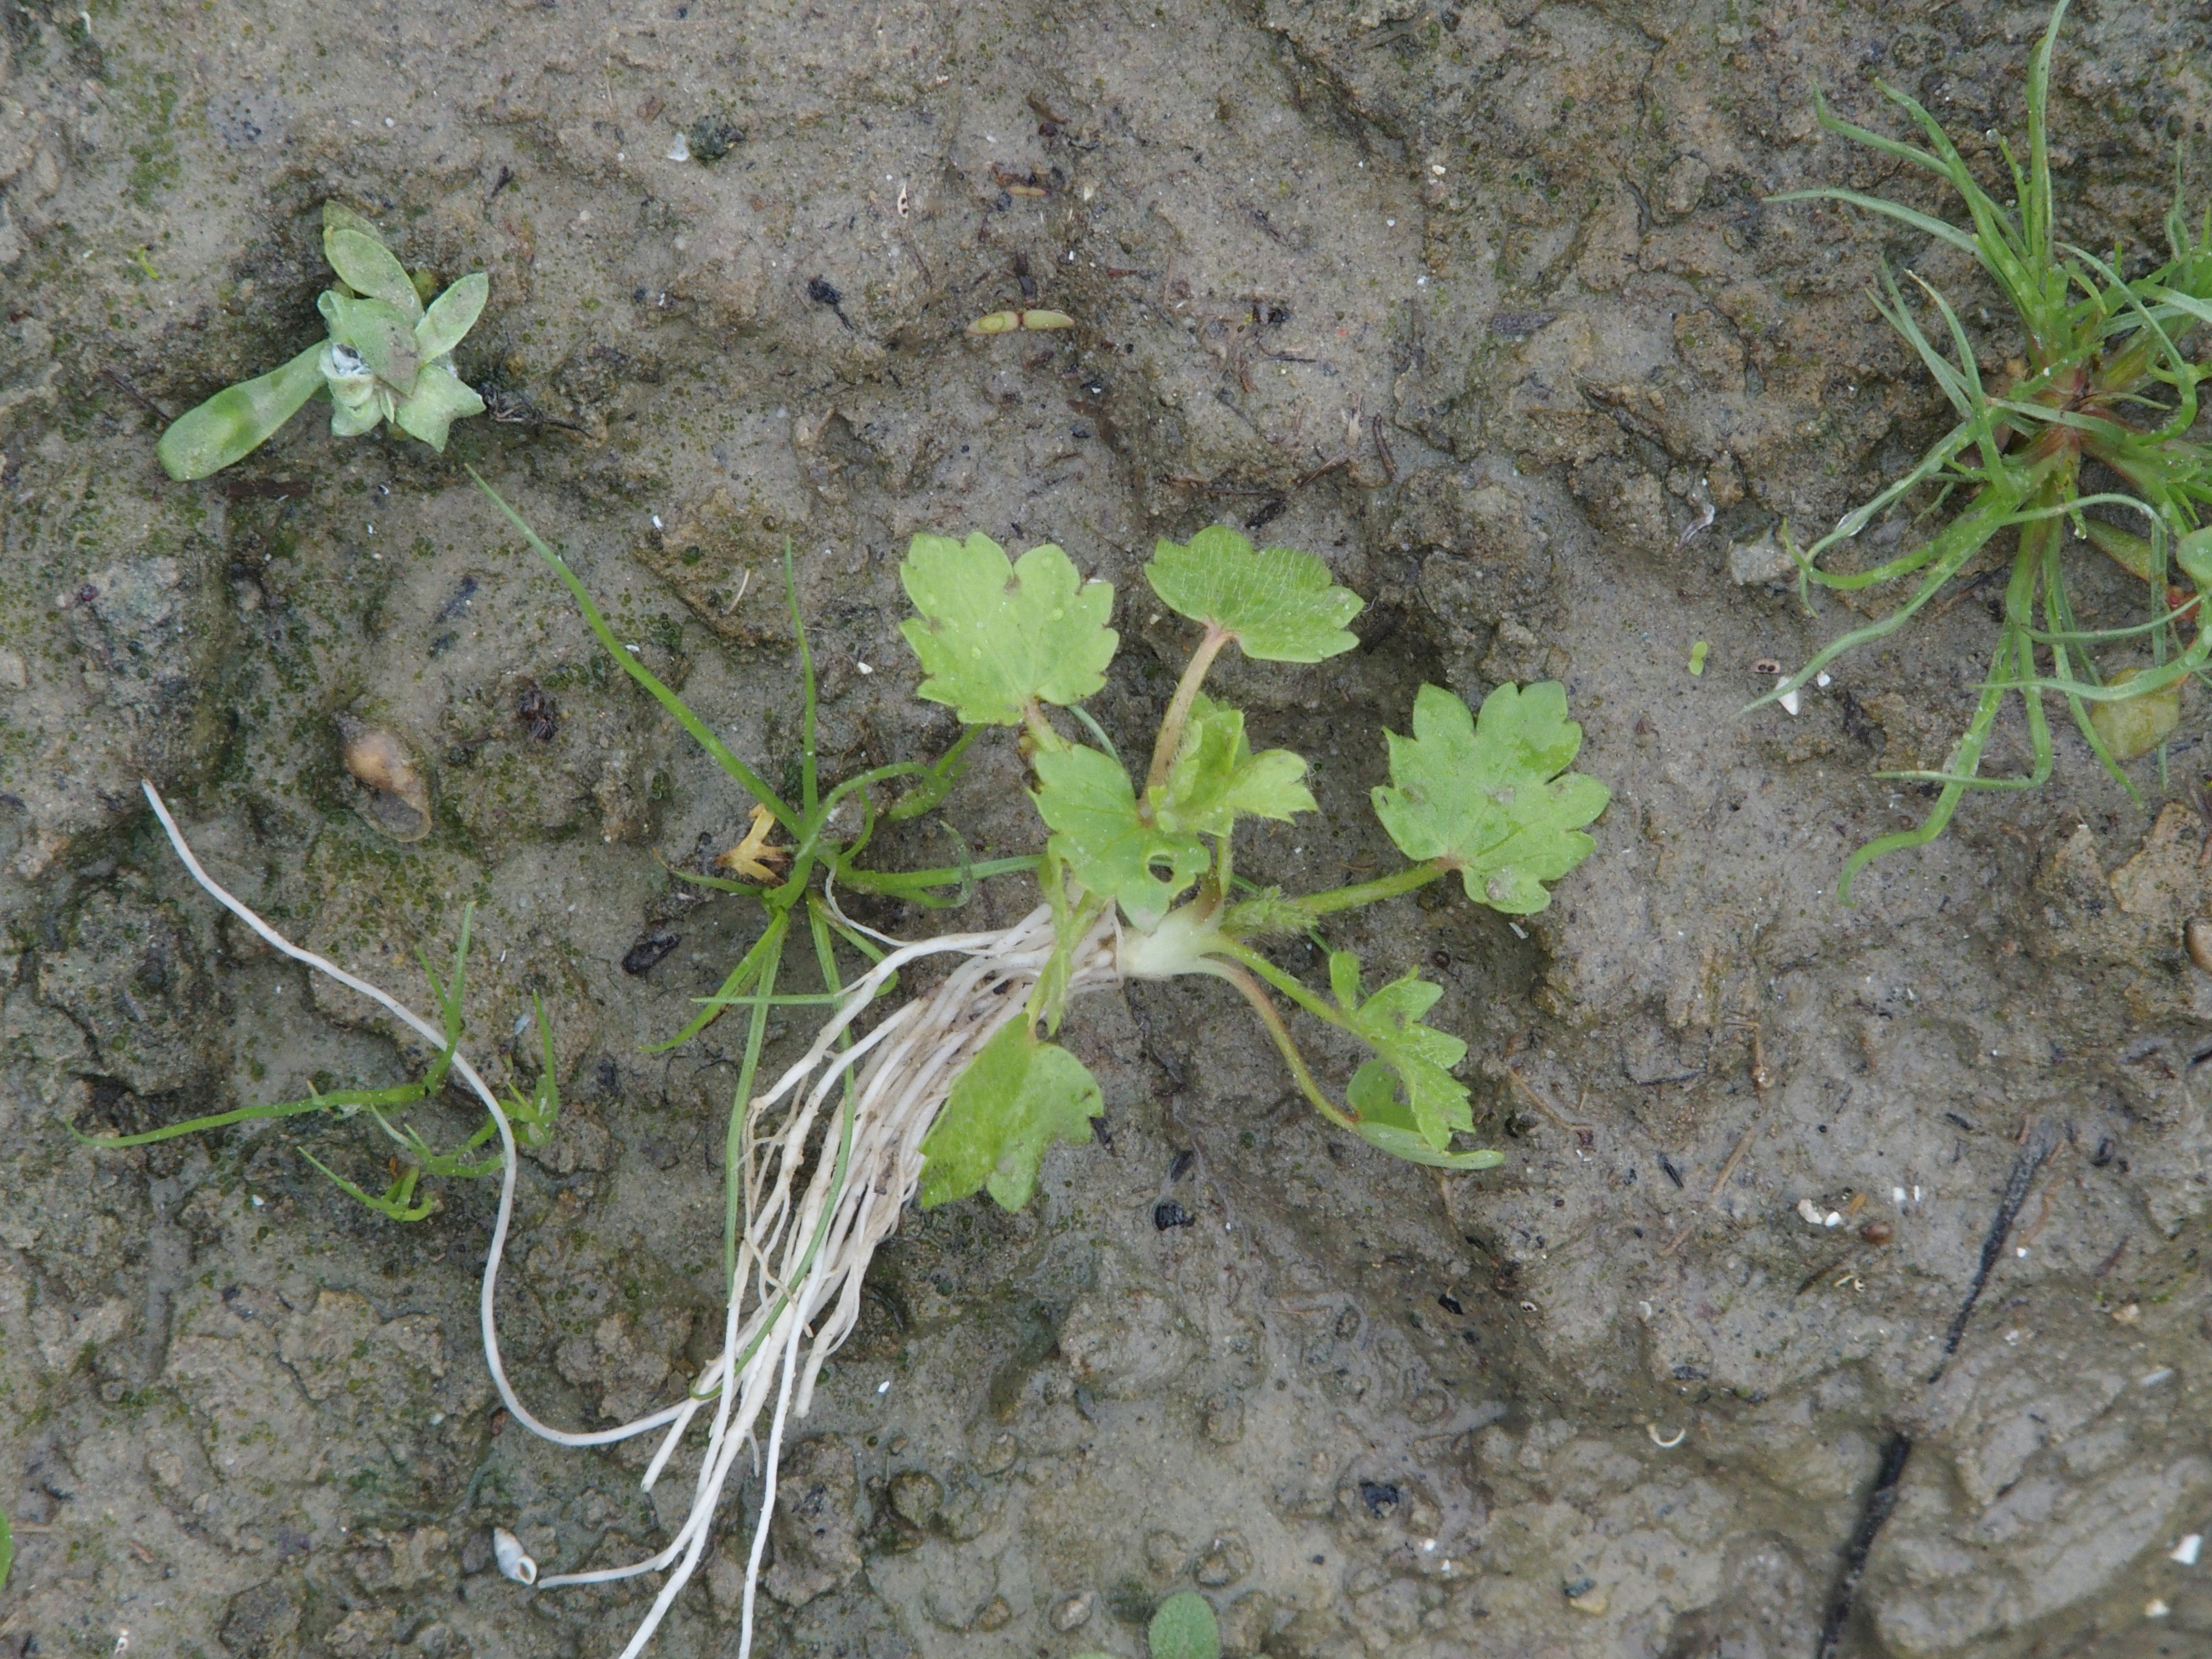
[1347,1063,1505,1170]
[1145,525,1363,661]
[898,533,1117,724]
[1148,1590,1223,1659]
[1372,682,1609,915]
[918,1021,1103,1210]
[1331,952,1473,1151]
[1156,693,1314,836]
[1034,745,1207,928]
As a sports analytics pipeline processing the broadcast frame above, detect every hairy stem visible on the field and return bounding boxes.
[1287,858,1453,920]
[1142,623,1232,808]
[1206,959,1359,1129]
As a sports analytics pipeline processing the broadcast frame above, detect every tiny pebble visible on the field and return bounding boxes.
[2147,1599,2170,1619]
[2172,1534,2202,1565]
[2142,1367,2175,1388]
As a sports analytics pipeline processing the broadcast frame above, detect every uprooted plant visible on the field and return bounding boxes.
[1768,0,2212,901]
[117,481,1606,1658]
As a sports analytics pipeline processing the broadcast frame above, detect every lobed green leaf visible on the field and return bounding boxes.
[1347,1063,1505,1170]
[1146,526,1363,661]
[1155,693,1314,837]
[918,1020,1103,1210]
[1371,682,1609,914]
[898,533,1117,724]
[1331,951,1474,1152]
[392,362,486,450]
[1033,745,1207,928]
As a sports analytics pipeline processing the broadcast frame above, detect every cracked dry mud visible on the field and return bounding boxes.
[4,1,2212,1656]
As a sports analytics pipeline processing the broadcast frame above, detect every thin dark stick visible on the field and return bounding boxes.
[1815,1431,1912,1659]
[103,368,171,424]
[1926,1124,2053,1384]
[1369,414,1397,482]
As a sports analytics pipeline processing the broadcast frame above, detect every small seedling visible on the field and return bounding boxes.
[156,203,488,479]
[1769,0,2212,900]
[77,897,559,1220]
[1073,1589,1223,1659]
[138,482,1608,1659]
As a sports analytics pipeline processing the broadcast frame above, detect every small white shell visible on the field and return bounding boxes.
[493,1526,538,1585]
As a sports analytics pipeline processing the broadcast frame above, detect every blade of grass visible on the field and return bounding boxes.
[469,467,795,830]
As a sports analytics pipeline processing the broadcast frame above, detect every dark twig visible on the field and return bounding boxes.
[1815,1432,1913,1659]
[103,368,170,424]
[1369,414,1397,482]
[1927,1124,2054,1384]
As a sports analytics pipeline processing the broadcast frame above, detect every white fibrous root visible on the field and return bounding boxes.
[142,781,1117,1659]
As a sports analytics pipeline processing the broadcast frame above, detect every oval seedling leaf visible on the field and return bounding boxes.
[155,342,328,480]
[1148,1591,1222,1659]
[1034,745,1209,929]
[323,222,426,321]
[918,1020,1104,1210]
[899,532,1117,724]
[414,272,489,362]
[1145,525,1363,661]
[1371,682,1609,915]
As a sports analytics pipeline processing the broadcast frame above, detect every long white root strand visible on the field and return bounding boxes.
[142,782,1118,1659]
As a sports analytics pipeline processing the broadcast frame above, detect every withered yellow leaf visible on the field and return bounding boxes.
[713,803,790,882]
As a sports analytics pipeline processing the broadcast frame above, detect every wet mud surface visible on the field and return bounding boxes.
[5,1,2212,1655]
